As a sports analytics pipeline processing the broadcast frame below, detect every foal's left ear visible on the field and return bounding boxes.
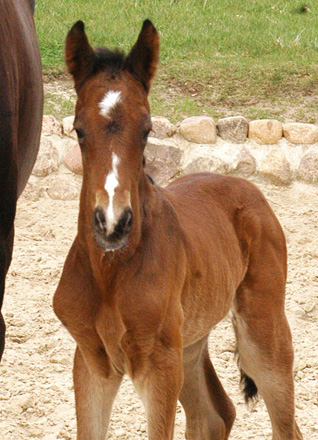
[125,20,159,93]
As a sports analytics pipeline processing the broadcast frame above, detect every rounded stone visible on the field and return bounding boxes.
[54,136,78,163]
[151,116,176,139]
[283,123,318,144]
[298,150,318,183]
[249,119,283,144]
[179,116,217,144]
[47,175,80,200]
[62,115,76,139]
[144,138,183,186]
[234,148,256,177]
[64,143,83,175]
[42,115,62,136]
[259,148,291,185]
[184,156,228,175]
[217,116,248,143]
[21,178,45,201]
[32,137,59,177]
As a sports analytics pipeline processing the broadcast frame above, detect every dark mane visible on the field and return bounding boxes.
[93,47,126,75]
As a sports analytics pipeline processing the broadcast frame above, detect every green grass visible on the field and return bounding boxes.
[35,1,318,123]
[43,91,75,118]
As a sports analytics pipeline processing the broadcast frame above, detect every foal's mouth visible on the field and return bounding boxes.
[95,233,128,252]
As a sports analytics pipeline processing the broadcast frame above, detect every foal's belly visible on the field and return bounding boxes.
[180,254,240,347]
[181,282,236,347]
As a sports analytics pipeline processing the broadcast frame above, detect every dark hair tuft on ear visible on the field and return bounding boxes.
[124,19,159,93]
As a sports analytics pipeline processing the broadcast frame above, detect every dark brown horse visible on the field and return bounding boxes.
[54,20,302,440]
[0,0,43,360]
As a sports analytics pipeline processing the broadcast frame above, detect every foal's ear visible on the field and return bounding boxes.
[125,20,159,93]
[65,21,95,93]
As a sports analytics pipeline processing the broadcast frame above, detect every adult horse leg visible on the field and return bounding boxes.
[73,346,123,440]
[232,241,302,439]
[0,227,14,361]
[0,260,5,360]
[0,296,5,360]
[179,336,236,440]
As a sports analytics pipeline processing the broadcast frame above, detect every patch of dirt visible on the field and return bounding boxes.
[43,76,76,119]
[43,74,74,96]
[0,178,317,439]
[159,71,318,122]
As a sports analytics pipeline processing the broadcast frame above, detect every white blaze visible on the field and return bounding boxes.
[104,153,120,234]
[99,90,121,118]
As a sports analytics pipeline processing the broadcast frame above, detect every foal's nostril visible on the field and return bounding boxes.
[93,206,133,249]
[94,207,107,235]
[125,209,133,231]
[113,207,134,239]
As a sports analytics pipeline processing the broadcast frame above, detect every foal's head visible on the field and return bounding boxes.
[66,20,159,251]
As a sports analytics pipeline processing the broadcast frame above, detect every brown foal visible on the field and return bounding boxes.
[53,20,302,440]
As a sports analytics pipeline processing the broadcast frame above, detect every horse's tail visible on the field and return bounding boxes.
[235,348,258,404]
[239,369,258,404]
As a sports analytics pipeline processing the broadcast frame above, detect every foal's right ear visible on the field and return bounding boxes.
[65,21,95,93]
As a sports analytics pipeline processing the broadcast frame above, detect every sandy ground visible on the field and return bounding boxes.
[0,176,317,440]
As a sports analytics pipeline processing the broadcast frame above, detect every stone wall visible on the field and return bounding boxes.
[28,114,318,201]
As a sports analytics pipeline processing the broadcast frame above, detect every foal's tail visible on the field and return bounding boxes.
[239,369,258,403]
[235,349,258,404]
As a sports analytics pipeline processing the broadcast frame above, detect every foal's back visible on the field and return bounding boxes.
[165,172,285,257]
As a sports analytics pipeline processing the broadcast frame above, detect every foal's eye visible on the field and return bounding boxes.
[75,128,85,142]
[143,129,151,142]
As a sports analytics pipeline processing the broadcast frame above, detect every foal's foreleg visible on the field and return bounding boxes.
[123,332,183,440]
[179,337,235,440]
[73,347,123,440]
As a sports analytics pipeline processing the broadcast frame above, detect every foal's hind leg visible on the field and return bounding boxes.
[232,247,302,439]
[179,337,236,440]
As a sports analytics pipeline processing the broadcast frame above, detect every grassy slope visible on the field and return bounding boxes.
[35,1,318,122]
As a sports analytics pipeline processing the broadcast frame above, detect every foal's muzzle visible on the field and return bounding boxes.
[93,206,133,251]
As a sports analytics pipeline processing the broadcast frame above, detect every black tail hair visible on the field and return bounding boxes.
[235,347,258,404]
[240,369,258,404]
